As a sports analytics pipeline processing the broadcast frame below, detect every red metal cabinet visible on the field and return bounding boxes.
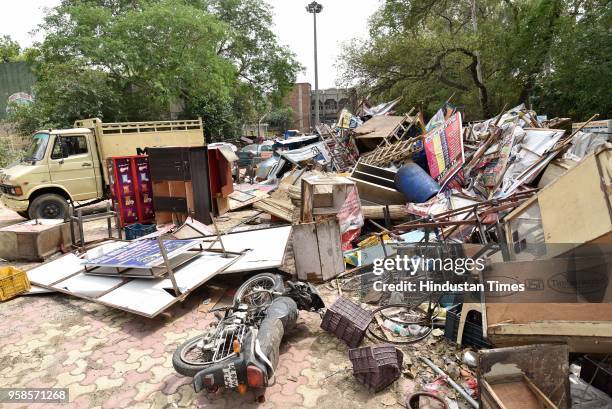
[107,156,155,227]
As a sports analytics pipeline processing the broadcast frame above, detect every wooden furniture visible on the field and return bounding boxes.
[207,146,237,215]
[300,176,355,222]
[478,344,569,409]
[292,218,345,282]
[505,144,612,255]
[349,162,406,205]
[148,146,212,225]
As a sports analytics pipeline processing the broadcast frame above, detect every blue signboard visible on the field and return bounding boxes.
[82,239,202,269]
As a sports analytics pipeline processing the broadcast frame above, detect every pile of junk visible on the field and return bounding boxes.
[2,97,611,408]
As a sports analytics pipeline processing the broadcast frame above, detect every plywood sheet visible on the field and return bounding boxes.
[489,380,542,409]
[539,150,612,244]
[27,244,242,317]
[353,115,405,139]
[57,274,123,297]
[293,223,321,281]
[315,218,345,280]
[98,279,176,316]
[26,253,83,285]
[208,226,292,273]
[160,252,238,291]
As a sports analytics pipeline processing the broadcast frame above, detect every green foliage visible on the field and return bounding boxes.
[11,0,300,138]
[339,0,610,121]
[0,35,22,63]
[267,106,294,131]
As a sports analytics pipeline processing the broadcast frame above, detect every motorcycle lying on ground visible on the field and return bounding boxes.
[172,273,325,401]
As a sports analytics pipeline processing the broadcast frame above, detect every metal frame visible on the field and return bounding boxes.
[29,249,246,318]
[81,237,206,280]
[69,202,122,251]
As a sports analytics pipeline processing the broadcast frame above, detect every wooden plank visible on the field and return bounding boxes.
[539,148,612,243]
[253,198,295,222]
[292,223,322,281]
[301,178,314,222]
[489,380,542,409]
[479,344,568,409]
[488,320,612,336]
[315,218,345,281]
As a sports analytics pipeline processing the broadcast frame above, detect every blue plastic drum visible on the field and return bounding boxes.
[394,163,440,203]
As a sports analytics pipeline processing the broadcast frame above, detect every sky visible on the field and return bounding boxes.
[0,0,382,89]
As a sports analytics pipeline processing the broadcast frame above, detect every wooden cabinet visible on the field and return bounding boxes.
[148,147,212,225]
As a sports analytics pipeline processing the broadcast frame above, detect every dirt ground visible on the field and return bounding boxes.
[0,202,471,409]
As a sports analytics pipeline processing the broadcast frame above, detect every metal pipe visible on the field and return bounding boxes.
[306,1,322,127]
[420,356,479,408]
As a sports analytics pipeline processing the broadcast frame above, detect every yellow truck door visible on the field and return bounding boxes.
[48,133,99,201]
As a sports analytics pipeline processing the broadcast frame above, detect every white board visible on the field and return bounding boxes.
[26,247,241,318]
[208,226,292,273]
[26,253,83,285]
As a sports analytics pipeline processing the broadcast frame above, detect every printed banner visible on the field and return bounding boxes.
[423,112,464,187]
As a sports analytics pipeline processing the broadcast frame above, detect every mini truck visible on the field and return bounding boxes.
[0,118,204,219]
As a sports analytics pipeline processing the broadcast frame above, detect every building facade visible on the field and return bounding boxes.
[286,83,356,133]
[286,82,312,133]
[312,87,352,127]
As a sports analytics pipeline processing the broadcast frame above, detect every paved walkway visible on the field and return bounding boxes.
[0,288,413,408]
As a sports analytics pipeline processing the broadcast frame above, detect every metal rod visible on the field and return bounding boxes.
[420,356,479,408]
[106,201,112,239]
[313,8,319,127]
[157,236,181,296]
[210,215,227,257]
[78,208,85,250]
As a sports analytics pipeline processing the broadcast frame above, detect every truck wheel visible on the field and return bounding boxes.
[28,194,69,220]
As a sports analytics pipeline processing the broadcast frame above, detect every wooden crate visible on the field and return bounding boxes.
[293,218,344,282]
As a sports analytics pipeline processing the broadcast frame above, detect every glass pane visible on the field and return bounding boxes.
[51,135,89,159]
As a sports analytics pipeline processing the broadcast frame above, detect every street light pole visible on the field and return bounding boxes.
[306,1,322,128]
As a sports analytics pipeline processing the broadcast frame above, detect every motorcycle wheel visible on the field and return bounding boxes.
[234,273,284,307]
[172,335,211,377]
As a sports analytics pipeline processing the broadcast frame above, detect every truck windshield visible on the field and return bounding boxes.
[23,133,50,162]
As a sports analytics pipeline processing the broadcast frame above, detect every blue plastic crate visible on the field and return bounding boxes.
[124,223,157,240]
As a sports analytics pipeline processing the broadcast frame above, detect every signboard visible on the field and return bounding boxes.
[82,239,202,269]
[423,112,464,187]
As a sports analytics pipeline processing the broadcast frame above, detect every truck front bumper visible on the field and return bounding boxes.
[0,194,29,212]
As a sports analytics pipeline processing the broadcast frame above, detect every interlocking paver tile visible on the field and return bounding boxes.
[0,279,420,409]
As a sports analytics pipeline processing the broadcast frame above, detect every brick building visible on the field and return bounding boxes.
[286,83,356,133]
[286,82,312,133]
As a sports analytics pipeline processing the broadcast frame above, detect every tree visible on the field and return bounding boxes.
[339,0,608,121]
[267,106,294,131]
[0,35,21,62]
[11,0,300,138]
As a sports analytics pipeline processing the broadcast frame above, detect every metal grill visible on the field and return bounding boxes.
[0,185,12,194]
[212,324,247,362]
